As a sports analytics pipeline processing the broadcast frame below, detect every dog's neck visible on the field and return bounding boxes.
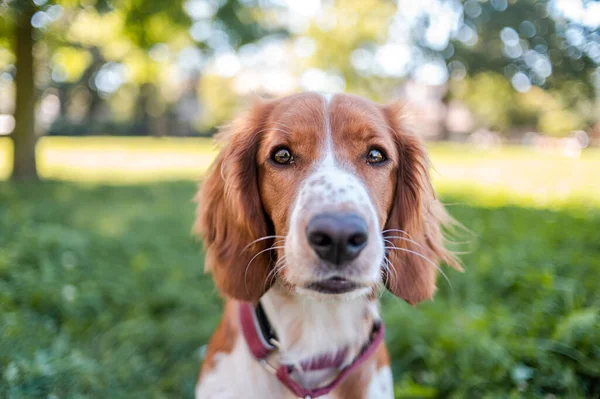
[259,283,380,371]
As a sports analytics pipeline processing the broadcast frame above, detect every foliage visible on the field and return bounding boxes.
[450,72,529,132]
[302,0,398,100]
[196,74,241,130]
[449,0,600,94]
[387,202,600,397]
[450,72,589,135]
[0,182,217,397]
[0,0,282,139]
[0,175,598,397]
[2,0,599,140]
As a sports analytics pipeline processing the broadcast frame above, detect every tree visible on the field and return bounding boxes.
[10,3,37,179]
[0,0,276,179]
[301,0,599,134]
[441,0,599,133]
[1,0,113,180]
[302,0,399,101]
[449,0,599,95]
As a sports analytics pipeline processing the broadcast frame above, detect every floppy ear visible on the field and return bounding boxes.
[194,100,275,302]
[382,102,461,305]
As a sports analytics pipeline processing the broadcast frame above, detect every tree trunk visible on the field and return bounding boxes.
[83,47,105,126]
[135,83,154,135]
[11,8,38,180]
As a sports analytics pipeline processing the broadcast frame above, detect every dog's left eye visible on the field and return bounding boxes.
[272,147,294,165]
[366,148,386,165]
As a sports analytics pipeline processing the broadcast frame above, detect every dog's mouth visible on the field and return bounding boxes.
[305,276,363,294]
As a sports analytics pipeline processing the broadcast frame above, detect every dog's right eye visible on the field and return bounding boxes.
[272,147,294,165]
[366,148,386,165]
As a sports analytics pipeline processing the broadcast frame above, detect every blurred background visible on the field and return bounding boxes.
[0,0,599,398]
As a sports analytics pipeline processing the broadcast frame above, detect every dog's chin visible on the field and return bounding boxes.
[292,276,375,301]
[295,285,373,301]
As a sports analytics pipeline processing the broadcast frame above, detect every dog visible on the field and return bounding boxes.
[194,92,460,398]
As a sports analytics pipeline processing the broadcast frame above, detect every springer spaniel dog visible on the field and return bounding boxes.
[194,92,460,399]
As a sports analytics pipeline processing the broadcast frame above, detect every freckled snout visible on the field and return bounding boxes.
[306,213,368,265]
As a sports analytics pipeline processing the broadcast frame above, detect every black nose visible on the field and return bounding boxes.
[306,213,368,265]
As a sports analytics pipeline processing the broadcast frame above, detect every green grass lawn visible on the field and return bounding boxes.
[1,138,599,397]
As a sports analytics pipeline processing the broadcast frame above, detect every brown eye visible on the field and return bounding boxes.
[272,147,294,165]
[366,148,386,165]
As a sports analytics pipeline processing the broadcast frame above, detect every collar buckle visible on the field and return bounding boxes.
[259,358,277,375]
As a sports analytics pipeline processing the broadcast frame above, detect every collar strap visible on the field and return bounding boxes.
[239,301,278,359]
[238,302,385,398]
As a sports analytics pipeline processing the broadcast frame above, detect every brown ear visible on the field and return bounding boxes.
[194,100,275,302]
[382,102,461,305]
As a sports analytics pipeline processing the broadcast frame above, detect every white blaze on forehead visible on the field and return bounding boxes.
[320,92,335,106]
[309,92,373,215]
[320,92,335,167]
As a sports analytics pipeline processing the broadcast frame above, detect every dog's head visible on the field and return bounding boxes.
[195,93,459,304]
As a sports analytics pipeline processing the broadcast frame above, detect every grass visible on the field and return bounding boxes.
[0,137,217,183]
[1,138,599,397]
[429,143,600,208]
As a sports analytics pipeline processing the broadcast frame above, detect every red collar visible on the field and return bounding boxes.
[238,301,385,398]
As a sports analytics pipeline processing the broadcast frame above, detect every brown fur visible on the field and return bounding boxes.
[379,102,462,305]
[194,100,277,302]
[198,300,238,379]
[335,342,391,398]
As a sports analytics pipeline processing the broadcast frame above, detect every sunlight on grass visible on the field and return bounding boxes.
[0,138,12,180]
[0,137,217,183]
[1,137,599,207]
[428,143,600,208]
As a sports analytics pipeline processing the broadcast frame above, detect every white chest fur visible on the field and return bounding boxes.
[195,286,390,398]
[260,287,379,368]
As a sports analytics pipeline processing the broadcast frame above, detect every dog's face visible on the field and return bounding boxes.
[257,94,396,298]
[196,93,458,304]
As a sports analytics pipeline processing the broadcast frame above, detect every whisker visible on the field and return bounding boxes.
[384,230,472,258]
[384,259,398,297]
[273,254,287,270]
[382,228,414,239]
[381,255,397,292]
[384,247,453,291]
[264,256,287,291]
[243,235,286,252]
[386,258,398,290]
[381,258,390,288]
[272,239,286,247]
[380,256,403,303]
[243,245,285,295]
[383,239,395,248]
[383,235,427,252]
